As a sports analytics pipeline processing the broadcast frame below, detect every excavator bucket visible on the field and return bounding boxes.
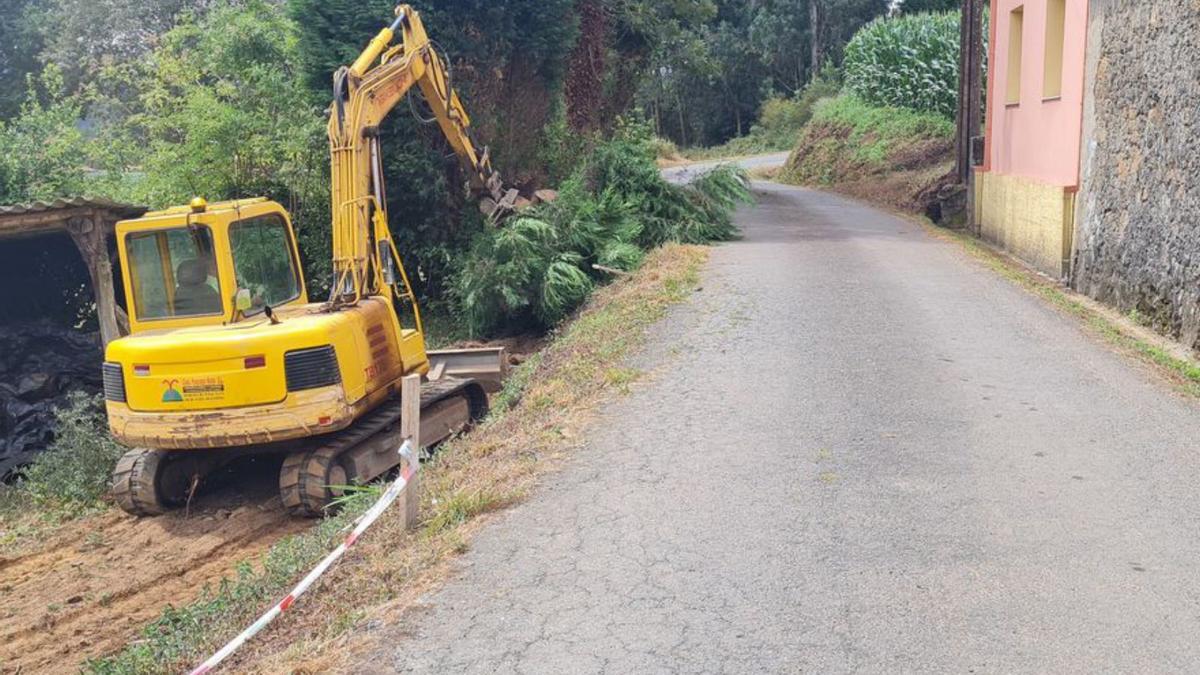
[479,188,521,222]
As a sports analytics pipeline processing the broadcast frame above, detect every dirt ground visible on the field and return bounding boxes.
[0,335,539,673]
[0,456,310,673]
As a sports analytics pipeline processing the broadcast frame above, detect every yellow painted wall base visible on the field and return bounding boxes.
[974,171,1075,278]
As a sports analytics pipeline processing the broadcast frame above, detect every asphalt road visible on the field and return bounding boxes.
[660,151,790,184]
[360,176,1200,674]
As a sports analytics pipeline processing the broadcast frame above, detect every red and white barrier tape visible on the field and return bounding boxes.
[188,441,417,675]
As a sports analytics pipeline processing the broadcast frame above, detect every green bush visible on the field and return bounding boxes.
[18,392,125,512]
[755,74,843,145]
[653,137,682,162]
[453,118,750,336]
[842,11,967,118]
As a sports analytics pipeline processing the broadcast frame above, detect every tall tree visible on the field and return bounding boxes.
[0,66,89,203]
[809,0,823,82]
[37,0,203,93]
[0,0,45,119]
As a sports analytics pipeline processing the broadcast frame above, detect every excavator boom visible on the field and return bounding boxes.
[327,4,515,307]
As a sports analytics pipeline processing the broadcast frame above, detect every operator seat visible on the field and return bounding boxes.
[174,259,221,315]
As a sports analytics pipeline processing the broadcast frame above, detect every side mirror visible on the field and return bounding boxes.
[235,288,253,312]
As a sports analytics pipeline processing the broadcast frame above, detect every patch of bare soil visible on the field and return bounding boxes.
[834,161,954,214]
[0,456,309,673]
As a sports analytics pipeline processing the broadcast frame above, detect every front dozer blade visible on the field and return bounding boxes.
[426,346,508,392]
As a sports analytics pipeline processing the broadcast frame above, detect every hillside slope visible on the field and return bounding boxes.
[780,96,955,216]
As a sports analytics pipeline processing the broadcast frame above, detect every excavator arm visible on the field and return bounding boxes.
[327,4,516,307]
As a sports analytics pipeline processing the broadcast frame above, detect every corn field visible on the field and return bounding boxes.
[842,11,984,119]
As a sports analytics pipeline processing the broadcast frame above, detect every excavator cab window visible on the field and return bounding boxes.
[230,214,301,315]
[126,226,222,320]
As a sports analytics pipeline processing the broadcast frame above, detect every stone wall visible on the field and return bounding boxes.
[1073,0,1200,352]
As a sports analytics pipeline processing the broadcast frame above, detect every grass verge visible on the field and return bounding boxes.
[88,243,710,674]
[922,224,1200,398]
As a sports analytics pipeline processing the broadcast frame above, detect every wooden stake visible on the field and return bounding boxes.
[399,374,422,530]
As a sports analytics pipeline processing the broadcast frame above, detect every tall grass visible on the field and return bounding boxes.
[781,95,954,185]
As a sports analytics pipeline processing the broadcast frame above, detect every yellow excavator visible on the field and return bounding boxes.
[103,5,520,517]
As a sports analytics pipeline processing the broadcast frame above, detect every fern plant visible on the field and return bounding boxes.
[453,118,753,337]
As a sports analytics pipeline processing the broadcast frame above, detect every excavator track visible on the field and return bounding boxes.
[111,378,486,518]
[112,448,213,517]
[279,377,487,517]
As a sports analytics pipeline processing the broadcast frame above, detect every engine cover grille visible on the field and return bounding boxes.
[102,362,126,403]
[284,346,341,392]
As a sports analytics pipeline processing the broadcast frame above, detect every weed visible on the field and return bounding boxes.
[421,488,506,535]
[603,367,640,391]
[2,392,125,521]
[81,531,107,551]
[327,609,366,638]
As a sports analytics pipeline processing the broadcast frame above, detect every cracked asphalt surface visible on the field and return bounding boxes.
[360,178,1200,674]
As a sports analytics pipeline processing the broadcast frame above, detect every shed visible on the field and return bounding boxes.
[0,197,147,346]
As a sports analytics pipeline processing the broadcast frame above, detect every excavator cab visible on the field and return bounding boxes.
[116,197,308,334]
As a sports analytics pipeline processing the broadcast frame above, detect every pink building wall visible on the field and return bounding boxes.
[985,0,1089,187]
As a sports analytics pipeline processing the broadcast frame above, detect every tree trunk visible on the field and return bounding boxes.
[809,0,823,82]
[564,0,608,133]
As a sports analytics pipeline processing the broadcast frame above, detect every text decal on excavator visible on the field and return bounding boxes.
[162,377,226,403]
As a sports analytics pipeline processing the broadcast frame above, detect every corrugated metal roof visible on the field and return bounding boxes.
[0,196,146,219]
